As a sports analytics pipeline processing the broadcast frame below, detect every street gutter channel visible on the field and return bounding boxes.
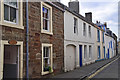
[80,55,119,80]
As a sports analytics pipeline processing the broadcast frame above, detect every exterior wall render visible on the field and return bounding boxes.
[105,34,116,59]
[64,10,96,72]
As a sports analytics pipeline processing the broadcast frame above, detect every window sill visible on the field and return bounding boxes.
[0,22,24,29]
[41,70,53,75]
[41,30,53,35]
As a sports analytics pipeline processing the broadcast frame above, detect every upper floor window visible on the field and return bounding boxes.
[74,18,77,34]
[111,41,112,48]
[4,1,18,23]
[43,7,49,31]
[41,2,53,35]
[1,0,23,29]
[97,29,100,42]
[83,23,86,36]
[89,26,91,37]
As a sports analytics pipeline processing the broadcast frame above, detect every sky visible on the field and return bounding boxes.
[61,0,119,37]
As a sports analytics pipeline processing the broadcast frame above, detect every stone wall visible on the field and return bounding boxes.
[23,2,64,78]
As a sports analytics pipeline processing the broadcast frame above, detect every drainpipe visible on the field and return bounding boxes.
[26,0,29,79]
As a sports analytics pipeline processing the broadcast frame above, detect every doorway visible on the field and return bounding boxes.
[3,45,19,78]
[79,45,82,67]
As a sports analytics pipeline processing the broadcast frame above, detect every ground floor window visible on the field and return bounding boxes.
[42,43,53,75]
[98,46,101,59]
[84,45,87,59]
[89,45,92,58]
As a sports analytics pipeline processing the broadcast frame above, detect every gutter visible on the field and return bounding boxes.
[26,0,29,79]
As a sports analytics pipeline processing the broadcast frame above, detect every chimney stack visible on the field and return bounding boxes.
[68,0,80,13]
[104,22,107,27]
[85,12,92,22]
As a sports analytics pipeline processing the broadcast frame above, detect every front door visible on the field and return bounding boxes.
[108,49,110,59]
[3,45,19,78]
[66,45,75,71]
[79,45,82,67]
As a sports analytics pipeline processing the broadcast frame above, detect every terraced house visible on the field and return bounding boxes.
[55,0,117,72]
[0,0,117,79]
[0,0,64,79]
[0,0,24,79]
[96,22,117,59]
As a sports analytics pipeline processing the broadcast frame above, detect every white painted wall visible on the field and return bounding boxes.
[64,11,97,71]
[105,34,116,59]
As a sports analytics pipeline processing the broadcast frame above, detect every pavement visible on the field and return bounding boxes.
[52,55,119,79]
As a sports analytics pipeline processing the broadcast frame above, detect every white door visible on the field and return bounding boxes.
[66,45,76,71]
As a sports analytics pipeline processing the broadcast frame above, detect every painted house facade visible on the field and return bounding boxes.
[63,1,98,72]
[95,25,105,61]
[96,22,117,60]
[104,29,117,59]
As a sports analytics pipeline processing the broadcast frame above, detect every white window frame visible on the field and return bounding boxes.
[41,2,53,35]
[4,1,18,24]
[0,0,23,29]
[89,45,92,59]
[83,23,86,36]
[42,43,53,75]
[89,25,91,37]
[74,17,78,34]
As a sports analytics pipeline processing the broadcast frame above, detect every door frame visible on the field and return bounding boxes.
[0,40,23,79]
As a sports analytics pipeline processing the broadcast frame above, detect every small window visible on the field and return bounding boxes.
[83,23,86,36]
[41,2,52,35]
[42,43,53,75]
[43,7,50,31]
[97,29,100,42]
[84,45,87,59]
[4,1,18,23]
[74,18,77,34]
[98,46,101,59]
[43,46,50,72]
[89,26,91,37]
[89,45,92,58]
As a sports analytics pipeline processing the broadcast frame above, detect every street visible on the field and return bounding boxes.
[90,57,120,79]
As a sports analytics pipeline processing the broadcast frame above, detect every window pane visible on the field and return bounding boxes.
[10,7,16,23]
[43,19,48,30]
[43,47,46,57]
[44,8,48,19]
[46,47,49,57]
[4,5,9,21]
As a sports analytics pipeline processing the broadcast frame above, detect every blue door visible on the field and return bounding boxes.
[108,49,110,59]
[79,45,82,67]
[103,47,105,59]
